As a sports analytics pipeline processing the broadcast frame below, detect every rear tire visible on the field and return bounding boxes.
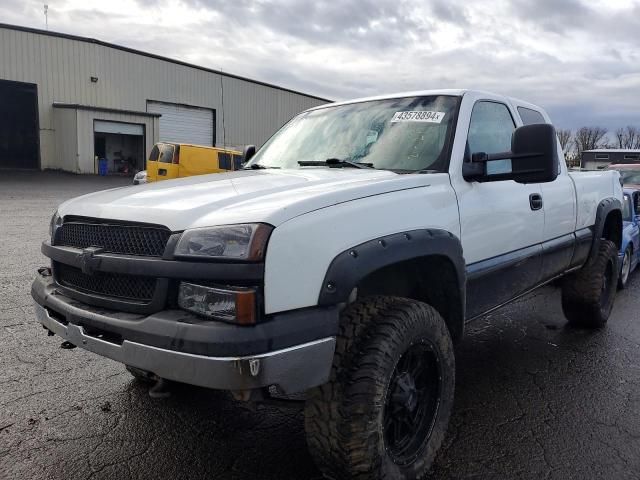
[304,296,455,480]
[561,239,619,328]
[618,246,632,289]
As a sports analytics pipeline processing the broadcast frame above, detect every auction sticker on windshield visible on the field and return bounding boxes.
[391,111,445,123]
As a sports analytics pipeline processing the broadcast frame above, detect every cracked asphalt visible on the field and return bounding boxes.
[1,171,639,480]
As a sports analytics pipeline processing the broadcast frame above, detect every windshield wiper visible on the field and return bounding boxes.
[244,163,280,170]
[298,158,374,169]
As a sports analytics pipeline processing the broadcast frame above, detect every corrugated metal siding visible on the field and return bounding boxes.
[0,26,327,171]
[52,108,77,172]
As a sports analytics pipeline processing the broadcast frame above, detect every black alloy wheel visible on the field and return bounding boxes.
[384,342,442,466]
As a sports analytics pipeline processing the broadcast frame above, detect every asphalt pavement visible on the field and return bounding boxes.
[1,171,639,480]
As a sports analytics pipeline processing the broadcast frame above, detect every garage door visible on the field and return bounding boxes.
[0,80,39,169]
[147,101,214,146]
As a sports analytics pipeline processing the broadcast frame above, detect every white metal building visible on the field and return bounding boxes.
[581,149,640,170]
[0,23,328,174]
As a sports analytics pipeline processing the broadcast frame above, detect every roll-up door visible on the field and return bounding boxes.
[147,101,214,146]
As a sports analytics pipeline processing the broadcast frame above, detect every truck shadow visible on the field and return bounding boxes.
[51,285,637,480]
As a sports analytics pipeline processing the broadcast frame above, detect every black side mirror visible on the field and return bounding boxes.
[463,124,559,183]
[243,145,256,163]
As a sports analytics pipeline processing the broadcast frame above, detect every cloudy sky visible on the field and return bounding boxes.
[2,0,640,130]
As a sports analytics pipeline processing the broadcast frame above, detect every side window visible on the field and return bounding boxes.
[623,194,632,221]
[517,107,545,126]
[218,152,232,170]
[149,145,160,161]
[467,102,515,156]
[232,154,243,170]
[158,144,175,164]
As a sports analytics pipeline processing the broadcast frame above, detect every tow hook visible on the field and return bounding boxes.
[60,341,76,349]
[148,378,172,399]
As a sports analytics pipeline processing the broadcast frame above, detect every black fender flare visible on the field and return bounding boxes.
[317,229,466,338]
[591,197,623,253]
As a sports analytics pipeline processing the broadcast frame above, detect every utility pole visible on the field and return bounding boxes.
[44,4,48,30]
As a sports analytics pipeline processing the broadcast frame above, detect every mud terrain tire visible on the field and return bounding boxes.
[304,296,455,480]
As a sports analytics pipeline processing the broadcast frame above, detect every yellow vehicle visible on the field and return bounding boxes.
[146,143,243,182]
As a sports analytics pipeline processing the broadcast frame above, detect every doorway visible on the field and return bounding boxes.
[93,121,145,174]
[0,80,39,169]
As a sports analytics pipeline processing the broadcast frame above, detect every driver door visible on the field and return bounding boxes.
[455,100,545,318]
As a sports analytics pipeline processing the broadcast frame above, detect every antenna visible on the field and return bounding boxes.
[44,4,48,30]
[220,69,226,150]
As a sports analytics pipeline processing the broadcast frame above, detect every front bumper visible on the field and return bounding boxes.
[32,272,338,394]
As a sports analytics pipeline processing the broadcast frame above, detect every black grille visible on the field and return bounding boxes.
[56,263,156,302]
[55,220,170,257]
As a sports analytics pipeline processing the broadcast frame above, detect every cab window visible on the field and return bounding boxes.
[158,144,175,164]
[468,102,515,155]
[517,107,545,126]
[218,152,232,170]
[232,154,243,170]
[467,102,515,175]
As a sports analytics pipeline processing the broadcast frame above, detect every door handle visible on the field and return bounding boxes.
[529,193,543,211]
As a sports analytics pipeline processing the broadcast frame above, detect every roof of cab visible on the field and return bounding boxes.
[304,89,543,113]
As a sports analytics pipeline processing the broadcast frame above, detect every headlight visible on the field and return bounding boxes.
[174,223,273,261]
[49,211,62,239]
[178,282,257,324]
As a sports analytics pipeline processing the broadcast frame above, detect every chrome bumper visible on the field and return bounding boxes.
[35,303,335,393]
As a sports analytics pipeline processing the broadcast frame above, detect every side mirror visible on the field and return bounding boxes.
[463,124,559,183]
[243,145,256,163]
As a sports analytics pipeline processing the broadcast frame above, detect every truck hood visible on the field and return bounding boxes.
[58,169,432,231]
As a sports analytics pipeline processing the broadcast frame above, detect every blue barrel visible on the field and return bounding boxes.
[98,158,108,176]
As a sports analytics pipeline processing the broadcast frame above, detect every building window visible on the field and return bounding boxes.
[595,154,609,160]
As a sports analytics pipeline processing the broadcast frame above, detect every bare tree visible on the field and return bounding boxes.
[557,129,578,166]
[557,129,573,153]
[574,126,608,153]
[615,127,625,148]
[615,126,640,149]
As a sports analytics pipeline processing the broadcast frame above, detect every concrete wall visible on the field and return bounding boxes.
[0,24,328,171]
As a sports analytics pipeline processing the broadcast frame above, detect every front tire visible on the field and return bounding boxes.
[618,246,632,289]
[561,239,619,328]
[304,296,455,480]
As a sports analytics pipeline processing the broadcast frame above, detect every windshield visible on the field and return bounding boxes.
[247,95,460,172]
[609,167,640,184]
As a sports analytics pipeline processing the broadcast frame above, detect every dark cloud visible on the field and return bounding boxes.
[430,0,468,26]
[188,0,429,50]
[510,0,592,33]
[2,0,640,131]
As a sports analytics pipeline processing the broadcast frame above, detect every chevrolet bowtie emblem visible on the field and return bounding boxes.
[78,246,103,275]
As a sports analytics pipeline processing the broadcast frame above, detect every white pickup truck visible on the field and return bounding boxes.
[33,89,623,479]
